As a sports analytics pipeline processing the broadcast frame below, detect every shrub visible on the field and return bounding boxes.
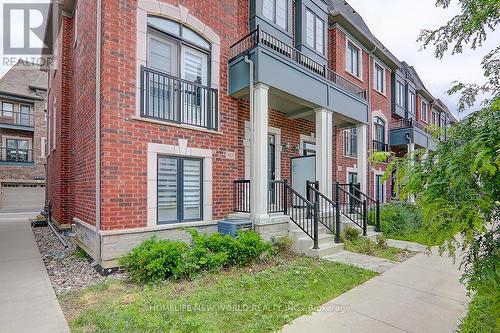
[342,227,360,242]
[379,202,423,237]
[376,235,388,249]
[118,237,188,283]
[458,291,498,333]
[361,239,376,256]
[120,230,272,283]
[271,236,293,254]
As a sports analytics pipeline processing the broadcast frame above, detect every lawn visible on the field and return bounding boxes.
[344,238,414,262]
[59,255,376,333]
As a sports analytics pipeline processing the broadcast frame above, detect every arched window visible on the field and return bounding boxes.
[374,116,385,144]
[147,16,210,85]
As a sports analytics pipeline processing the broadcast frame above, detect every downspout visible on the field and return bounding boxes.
[93,0,102,267]
[244,55,254,229]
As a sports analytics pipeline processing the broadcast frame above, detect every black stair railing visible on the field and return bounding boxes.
[268,180,287,214]
[233,180,250,213]
[306,181,341,243]
[337,183,381,232]
[335,182,367,236]
[286,182,319,249]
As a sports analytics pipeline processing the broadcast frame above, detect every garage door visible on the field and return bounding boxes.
[1,183,45,210]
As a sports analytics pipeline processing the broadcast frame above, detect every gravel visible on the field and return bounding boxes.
[32,225,123,294]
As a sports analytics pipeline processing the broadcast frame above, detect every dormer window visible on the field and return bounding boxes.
[305,9,324,54]
[263,0,287,30]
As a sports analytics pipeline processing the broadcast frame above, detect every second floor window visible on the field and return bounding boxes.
[408,91,416,115]
[374,63,384,93]
[374,117,386,144]
[396,81,405,107]
[2,102,13,117]
[263,0,287,30]
[343,127,357,157]
[432,109,438,125]
[6,139,29,162]
[347,42,360,78]
[421,101,428,122]
[306,10,324,54]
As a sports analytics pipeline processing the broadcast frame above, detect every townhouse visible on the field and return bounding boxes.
[0,60,47,210]
[44,0,456,269]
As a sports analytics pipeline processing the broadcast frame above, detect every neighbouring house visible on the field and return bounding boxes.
[0,60,47,211]
[44,0,456,270]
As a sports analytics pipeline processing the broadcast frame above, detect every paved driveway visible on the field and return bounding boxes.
[0,217,69,333]
[282,250,468,333]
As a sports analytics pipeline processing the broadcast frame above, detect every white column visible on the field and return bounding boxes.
[407,143,415,203]
[315,108,333,198]
[251,83,269,222]
[356,123,368,194]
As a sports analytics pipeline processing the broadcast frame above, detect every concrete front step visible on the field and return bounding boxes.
[303,242,345,258]
[362,231,383,242]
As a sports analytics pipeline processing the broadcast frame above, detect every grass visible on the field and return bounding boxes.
[387,230,431,246]
[344,238,414,262]
[458,291,499,333]
[59,255,376,333]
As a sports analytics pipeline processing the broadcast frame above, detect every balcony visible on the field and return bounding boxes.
[139,66,219,131]
[0,110,34,131]
[372,139,389,152]
[0,147,34,165]
[389,118,436,151]
[228,26,369,125]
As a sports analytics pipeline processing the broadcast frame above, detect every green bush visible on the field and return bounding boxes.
[118,237,188,283]
[119,230,272,283]
[342,227,360,242]
[458,291,499,333]
[379,202,424,238]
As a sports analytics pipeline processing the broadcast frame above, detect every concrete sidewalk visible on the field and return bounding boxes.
[0,218,70,333]
[282,250,468,333]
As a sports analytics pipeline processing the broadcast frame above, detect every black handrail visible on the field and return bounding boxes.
[337,183,380,232]
[372,139,389,152]
[286,182,319,249]
[140,65,219,131]
[229,26,367,101]
[268,180,287,214]
[335,182,367,236]
[307,181,341,243]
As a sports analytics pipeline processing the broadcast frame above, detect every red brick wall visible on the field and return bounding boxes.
[47,16,72,226]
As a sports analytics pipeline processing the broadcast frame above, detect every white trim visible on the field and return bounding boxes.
[346,166,358,183]
[147,140,213,227]
[345,36,363,81]
[299,133,316,155]
[373,170,386,203]
[136,2,220,120]
[372,59,386,96]
[371,110,389,144]
[243,121,281,181]
[40,137,47,158]
[421,98,429,123]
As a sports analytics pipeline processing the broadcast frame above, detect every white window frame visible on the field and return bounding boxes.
[263,0,288,30]
[346,38,362,80]
[396,81,405,107]
[408,90,416,115]
[305,9,324,54]
[1,101,14,118]
[343,127,357,158]
[421,100,429,123]
[373,60,385,95]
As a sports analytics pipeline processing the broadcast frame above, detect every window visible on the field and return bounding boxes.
[408,91,416,115]
[432,109,438,125]
[375,174,385,203]
[263,0,287,30]
[20,104,31,126]
[305,10,324,54]
[6,139,30,162]
[374,116,386,145]
[1,102,13,117]
[157,156,203,224]
[346,42,360,77]
[303,141,316,156]
[421,101,428,122]
[396,81,405,107]
[374,62,384,93]
[343,127,357,157]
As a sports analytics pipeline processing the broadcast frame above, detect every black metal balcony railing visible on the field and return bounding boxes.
[389,118,426,132]
[0,147,33,163]
[372,139,389,152]
[0,110,34,127]
[230,26,367,101]
[140,66,219,131]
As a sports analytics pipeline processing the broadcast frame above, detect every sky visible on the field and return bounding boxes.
[347,0,499,119]
[0,0,498,119]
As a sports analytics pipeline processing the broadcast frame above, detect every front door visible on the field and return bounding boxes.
[347,171,359,212]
